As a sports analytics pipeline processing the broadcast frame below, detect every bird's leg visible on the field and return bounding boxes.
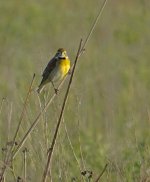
[51,81,58,94]
[68,69,72,75]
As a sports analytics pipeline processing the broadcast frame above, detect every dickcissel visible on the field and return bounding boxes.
[37,48,71,93]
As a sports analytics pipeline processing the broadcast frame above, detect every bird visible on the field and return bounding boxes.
[37,48,71,94]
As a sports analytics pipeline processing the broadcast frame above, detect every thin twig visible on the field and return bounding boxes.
[0,97,5,115]
[77,119,86,172]
[37,94,49,151]
[10,164,17,181]
[12,89,58,159]
[94,164,108,182]
[80,0,108,52]
[63,119,81,172]
[7,102,13,145]
[63,119,85,182]
[23,148,28,182]
[41,39,83,182]
[12,73,36,149]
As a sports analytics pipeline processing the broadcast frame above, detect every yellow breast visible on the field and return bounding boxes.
[60,58,71,78]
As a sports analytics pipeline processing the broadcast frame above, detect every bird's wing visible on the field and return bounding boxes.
[42,57,57,79]
[38,57,58,87]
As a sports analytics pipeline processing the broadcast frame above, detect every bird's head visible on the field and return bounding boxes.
[56,48,68,59]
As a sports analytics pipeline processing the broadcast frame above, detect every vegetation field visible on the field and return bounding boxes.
[0,0,150,181]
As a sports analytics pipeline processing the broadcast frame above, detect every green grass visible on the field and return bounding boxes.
[0,0,150,181]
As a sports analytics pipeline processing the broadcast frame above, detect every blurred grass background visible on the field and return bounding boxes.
[0,0,150,181]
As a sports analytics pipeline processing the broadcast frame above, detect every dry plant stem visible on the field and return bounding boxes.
[10,165,17,181]
[0,98,5,115]
[63,119,85,182]
[147,109,150,124]
[44,118,48,151]
[0,74,35,182]
[37,95,49,150]
[94,164,108,182]
[41,39,83,182]
[7,103,13,143]
[23,148,27,182]
[43,96,49,151]
[64,120,81,171]
[78,119,86,171]
[12,75,67,159]
[80,0,108,52]
[12,73,36,150]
